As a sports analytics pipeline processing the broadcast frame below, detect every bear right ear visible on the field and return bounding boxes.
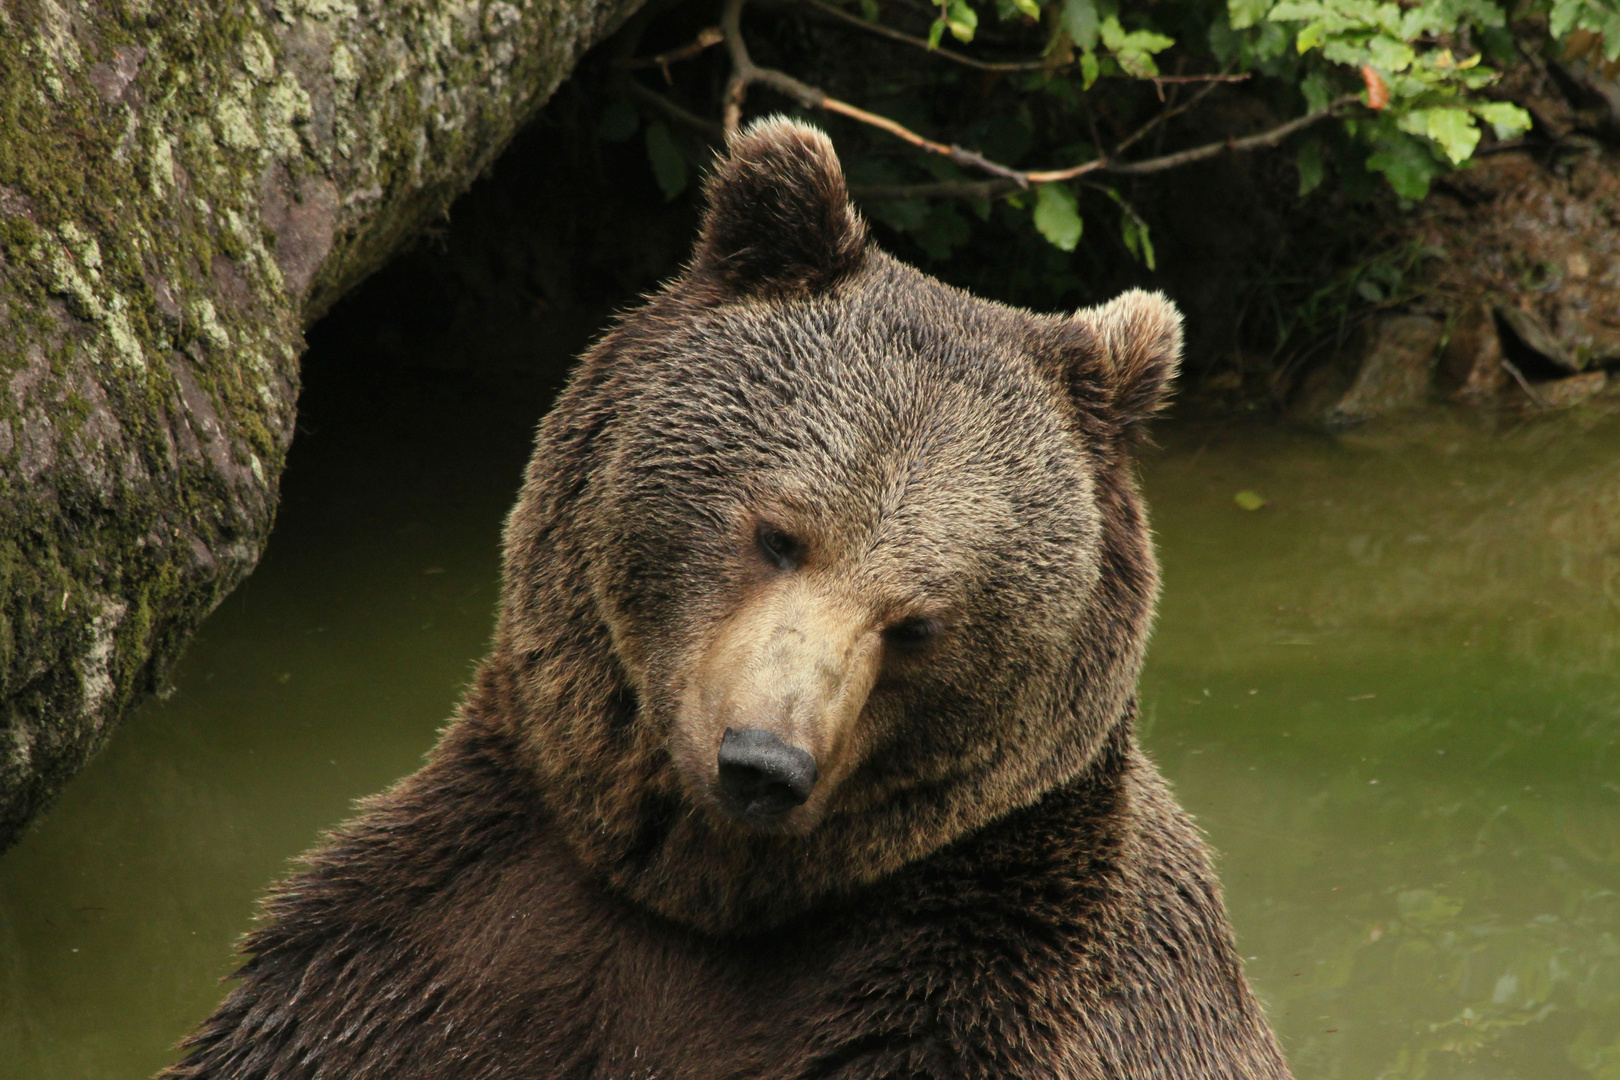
[1036,289,1183,442]
[689,117,868,298]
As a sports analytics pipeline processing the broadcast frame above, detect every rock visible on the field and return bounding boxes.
[1287,314,1443,427]
[0,0,650,853]
[1496,305,1583,374]
[1528,370,1608,408]
[1416,135,1620,403]
[1551,296,1620,369]
[1552,34,1620,141]
[1440,303,1507,400]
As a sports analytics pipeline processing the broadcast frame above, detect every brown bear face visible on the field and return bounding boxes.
[490,119,1181,935]
[591,293,1111,841]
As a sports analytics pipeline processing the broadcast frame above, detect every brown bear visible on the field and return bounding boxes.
[164,118,1292,1080]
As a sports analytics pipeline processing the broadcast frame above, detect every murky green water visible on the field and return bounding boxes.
[2,382,1617,1079]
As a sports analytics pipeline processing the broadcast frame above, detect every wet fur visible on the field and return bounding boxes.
[165,120,1291,1079]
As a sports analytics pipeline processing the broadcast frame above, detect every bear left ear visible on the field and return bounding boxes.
[690,116,868,298]
[1038,289,1183,441]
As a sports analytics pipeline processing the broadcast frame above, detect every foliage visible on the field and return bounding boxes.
[820,0,1599,256]
[603,0,1619,334]
[1033,181,1083,250]
[923,0,1553,234]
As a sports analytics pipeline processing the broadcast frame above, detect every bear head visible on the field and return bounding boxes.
[480,118,1181,936]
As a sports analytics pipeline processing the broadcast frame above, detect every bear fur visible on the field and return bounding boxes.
[164,119,1292,1080]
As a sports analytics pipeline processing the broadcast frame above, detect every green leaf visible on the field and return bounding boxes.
[1125,28,1176,52]
[1063,0,1101,51]
[1399,107,1480,165]
[1295,22,1324,53]
[1121,213,1156,269]
[1249,20,1294,61]
[1296,135,1324,195]
[1096,184,1154,268]
[1100,16,1173,78]
[1080,48,1100,89]
[1033,183,1083,252]
[1365,35,1415,72]
[644,122,688,201]
[1265,0,1321,20]
[927,15,947,48]
[1099,14,1125,49]
[1300,71,1335,114]
[945,0,979,41]
[598,100,640,143]
[1474,101,1531,140]
[1234,490,1267,511]
[1550,0,1585,38]
[1011,0,1040,19]
[1365,130,1444,200]
[860,0,880,19]
[1229,0,1273,30]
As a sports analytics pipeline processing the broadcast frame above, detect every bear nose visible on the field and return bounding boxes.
[717,728,818,818]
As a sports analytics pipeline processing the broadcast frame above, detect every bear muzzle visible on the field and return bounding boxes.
[675,578,882,834]
[717,727,819,821]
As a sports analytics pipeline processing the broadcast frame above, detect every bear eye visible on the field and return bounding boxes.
[884,617,942,650]
[756,524,804,570]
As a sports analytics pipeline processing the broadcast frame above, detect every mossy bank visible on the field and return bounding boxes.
[0,0,644,851]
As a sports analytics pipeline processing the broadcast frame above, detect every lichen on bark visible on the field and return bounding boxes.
[0,0,643,850]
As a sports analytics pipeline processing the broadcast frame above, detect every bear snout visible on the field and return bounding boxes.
[672,578,882,834]
[717,727,819,822]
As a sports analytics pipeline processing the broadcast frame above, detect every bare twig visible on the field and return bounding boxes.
[1112,73,1227,157]
[722,0,759,134]
[820,98,1033,182]
[800,0,1256,85]
[617,75,726,140]
[1102,95,1359,175]
[616,26,725,84]
[798,0,1049,72]
[1144,72,1250,104]
[1501,357,1550,407]
[719,0,1359,190]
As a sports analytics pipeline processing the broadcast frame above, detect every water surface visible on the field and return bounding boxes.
[2,391,1616,1080]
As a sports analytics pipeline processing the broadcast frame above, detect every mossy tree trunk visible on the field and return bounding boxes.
[0,0,642,851]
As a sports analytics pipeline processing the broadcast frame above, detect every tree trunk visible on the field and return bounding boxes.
[0,0,643,851]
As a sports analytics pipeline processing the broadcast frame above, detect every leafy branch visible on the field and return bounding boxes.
[713,0,1359,187]
[611,0,1589,263]
[799,0,1049,71]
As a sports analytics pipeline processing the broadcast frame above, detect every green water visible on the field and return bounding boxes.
[2,385,1617,1079]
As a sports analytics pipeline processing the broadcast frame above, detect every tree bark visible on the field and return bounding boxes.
[0,0,642,850]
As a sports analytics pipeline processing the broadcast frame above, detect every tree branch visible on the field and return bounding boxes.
[617,75,726,140]
[1101,95,1360,175]
[1112,73,1229,157]
[798,0,1255,87]
[798,0,1048,72]
[719,0,1358,191]
[615,26,725,84]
